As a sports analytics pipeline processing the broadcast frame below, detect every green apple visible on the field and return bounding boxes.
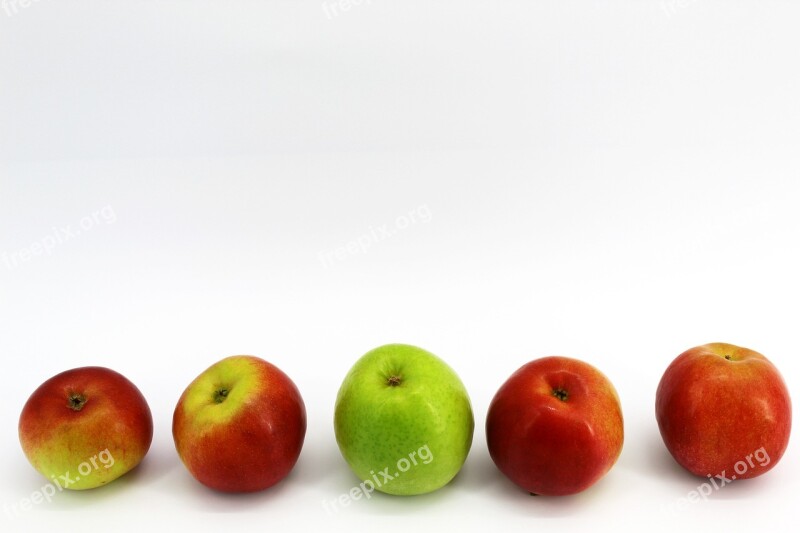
[334,344,474,495]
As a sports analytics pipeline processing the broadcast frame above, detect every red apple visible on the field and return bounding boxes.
[656,342,791,479]
[486,356,624,496]
[172,355,306,492]
[19,366,153,490]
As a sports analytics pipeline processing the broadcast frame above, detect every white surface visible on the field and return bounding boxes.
[1,1,799,531]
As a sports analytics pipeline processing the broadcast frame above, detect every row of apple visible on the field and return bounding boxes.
[18,342,791,496]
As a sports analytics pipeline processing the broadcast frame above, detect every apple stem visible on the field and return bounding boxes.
[214,388,230,403]
[67,393,87,411]
[552,388,569,402]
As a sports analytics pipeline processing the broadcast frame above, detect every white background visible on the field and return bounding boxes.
[1,1,799,531]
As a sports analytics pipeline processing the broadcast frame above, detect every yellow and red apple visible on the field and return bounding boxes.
[486,356,624,496]
[19,366,153,490]
[172,355,306,493]
[656,342,791,479]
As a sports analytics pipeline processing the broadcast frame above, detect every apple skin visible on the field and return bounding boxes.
[656,342,791,479]
[334,344,474,495]
[19,366,153,490]
[173,355,306,493]
[486,356,624,496]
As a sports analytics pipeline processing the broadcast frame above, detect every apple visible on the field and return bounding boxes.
[19,366,153,490]
[486,356,624,496]
[334,344,474,495]
[656,342,791,479]
[173,355,306,492]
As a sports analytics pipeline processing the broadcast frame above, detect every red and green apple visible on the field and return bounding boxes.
[19,366,153,490]
[172,355,306,493]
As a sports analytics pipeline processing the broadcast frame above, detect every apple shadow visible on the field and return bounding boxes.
[625,426,783,508]
[292,437,353,487]
[322,445,488,517]
[132,442,182,484]
[451,439,619,517]
[347,478,457,517]
[349,445,596,518]
[633,428,699,485]
[486,473,602,518]
[176,466,299,513]
[31,454,159,515]
[13,427,183,516]
[707,473,775,500]
[175,437,352,513]
[450,445,504,495]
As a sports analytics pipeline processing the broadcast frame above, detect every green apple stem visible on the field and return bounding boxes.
[67,393,87,411]
[213,388,230,403]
